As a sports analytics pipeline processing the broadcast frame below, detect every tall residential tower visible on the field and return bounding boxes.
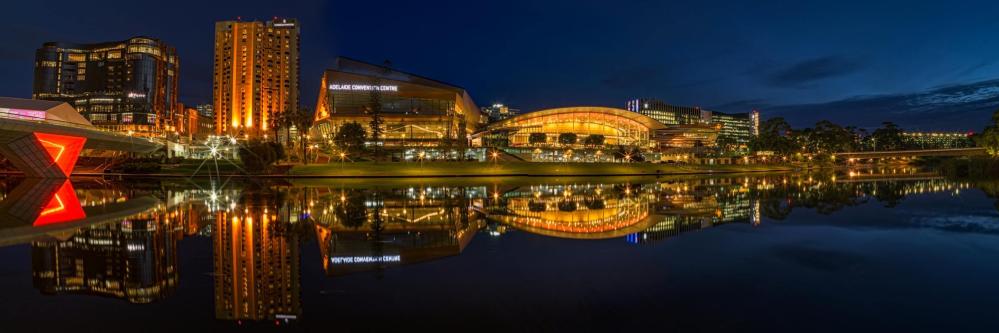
[213,18,300,138]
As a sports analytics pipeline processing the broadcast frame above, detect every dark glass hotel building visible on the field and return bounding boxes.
[32,37,179,136]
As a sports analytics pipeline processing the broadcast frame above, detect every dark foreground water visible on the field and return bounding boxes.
[0,170,997,332]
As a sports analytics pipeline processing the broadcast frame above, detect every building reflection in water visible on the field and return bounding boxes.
[309,186,482,276]
[0,173,981,323]
[486,184,656,239]
[212,191,301,323]
[31,210,182,304]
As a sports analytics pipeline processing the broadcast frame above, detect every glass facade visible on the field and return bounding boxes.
[626,98,711,125]
[711,110,758,147]
[313,57,480,148]
[32,37,178,136]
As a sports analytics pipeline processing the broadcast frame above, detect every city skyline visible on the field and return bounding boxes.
[2,1,999,131]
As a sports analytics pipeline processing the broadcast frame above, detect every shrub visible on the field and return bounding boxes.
[238,140,283,174]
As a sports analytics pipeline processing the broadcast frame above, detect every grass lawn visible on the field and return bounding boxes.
[288,161,792,177]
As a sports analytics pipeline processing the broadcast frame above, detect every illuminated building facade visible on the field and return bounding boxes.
[169,104,200,139]
[213,18,300,138]
[901,131,974,149]
[712,110,759,148]
[312,57,481,149]
[213,194,300,322]
[481,106,666,149]
[31,217,180,303]
[33,37,179,136]
[654,124,719,149]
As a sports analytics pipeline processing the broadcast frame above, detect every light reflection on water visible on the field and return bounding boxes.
[0,171,996,330]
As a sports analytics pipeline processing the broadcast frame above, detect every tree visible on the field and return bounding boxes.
[334,121,367,157]
[238,140,283,173]
[583,134,605,147]
[280,110,295,149]
[870,122,904,151]
[750,117,797,155]
[974,108,999,156]
[558,133,577,146]
[336,190,368,229]
[268,112,282,142]
[811,120,855,153]
[716,136,739,154]
[295,107,314,164]
[613,145,628,161]
[529,133,547,145]
[629,147,646,162]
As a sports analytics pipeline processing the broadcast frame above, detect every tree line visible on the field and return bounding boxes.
[750,117,978,157]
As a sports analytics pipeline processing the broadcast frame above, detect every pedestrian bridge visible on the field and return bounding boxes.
[834,147,987,160]
[0,97,161,178]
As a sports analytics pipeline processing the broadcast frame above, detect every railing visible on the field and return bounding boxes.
[0,109,159,144]
[834,147,986,157]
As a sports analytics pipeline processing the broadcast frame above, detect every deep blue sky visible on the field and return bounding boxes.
[3,0,999,130]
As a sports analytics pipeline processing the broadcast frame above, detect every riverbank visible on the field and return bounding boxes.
[1,161,801,178]
[286,161,795,178]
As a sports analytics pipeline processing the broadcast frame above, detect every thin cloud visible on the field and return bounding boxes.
[767,56,863,88]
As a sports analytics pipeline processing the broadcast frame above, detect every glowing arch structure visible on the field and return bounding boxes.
[485,106,667,148]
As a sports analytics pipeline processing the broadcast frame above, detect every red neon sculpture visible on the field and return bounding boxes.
[32,132,86,177]
[32,180,85,226]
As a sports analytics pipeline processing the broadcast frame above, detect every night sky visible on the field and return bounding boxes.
[4,0,999,130]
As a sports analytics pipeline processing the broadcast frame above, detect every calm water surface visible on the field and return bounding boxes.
[0,171,997,332]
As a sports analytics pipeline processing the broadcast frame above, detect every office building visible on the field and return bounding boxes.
[33,37,179,136]
[626,98,711,125]
[213,18,300,139]
[711,110,759,148]
[626,98,758,151]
